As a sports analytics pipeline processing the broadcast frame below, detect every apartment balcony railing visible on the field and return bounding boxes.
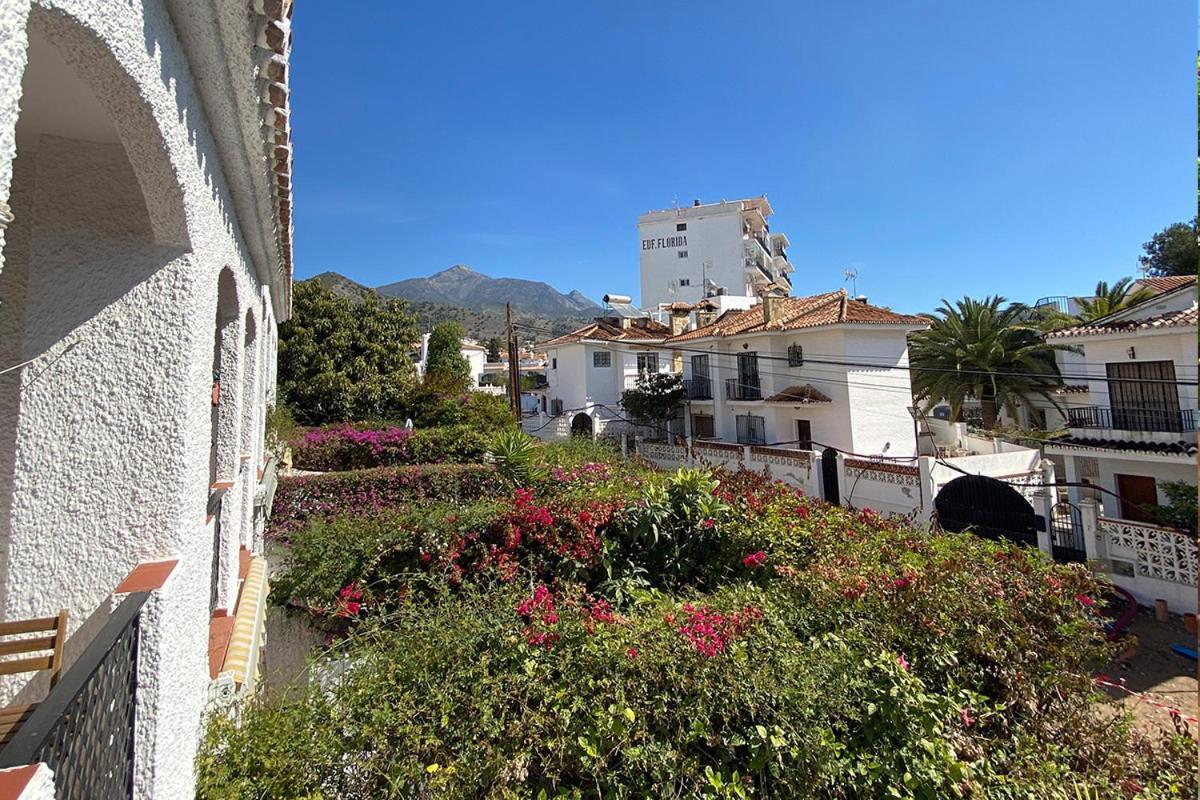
[725,378,762,401]
[0,591,149,799]
[1067,405,1197,434]
[683,378,712,400]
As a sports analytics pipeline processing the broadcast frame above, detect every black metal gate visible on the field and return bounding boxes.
[1049,501,1086,563]
[821,447,840,506]
[934,474,1044,547]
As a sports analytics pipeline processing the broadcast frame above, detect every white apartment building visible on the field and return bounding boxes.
[670,291,928,455]
[0,0,293,796]
[638,196,793,309]
[1040,279,1198,613]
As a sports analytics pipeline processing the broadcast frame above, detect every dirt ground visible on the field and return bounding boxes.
[1098,608,1198,739]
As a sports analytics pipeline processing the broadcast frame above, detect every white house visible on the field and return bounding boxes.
[1040,279,1198,613]
[669,291,929,455]
[0,0,293,796]
[539,313,676,435]
[639,196,793,309]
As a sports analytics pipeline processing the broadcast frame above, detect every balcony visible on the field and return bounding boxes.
[1067,405,1197,434]
[683,378,712,400]
[725,378,762,401]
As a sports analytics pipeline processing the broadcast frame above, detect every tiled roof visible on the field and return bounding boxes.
[664,302,692,311]
[1048,436,1197,457]
[1046,305,1198,338]
[538,317,672,348]
[765,384,832,404]
[1055,384,1090,394]
[1137,275,1197,293]
[668,290,928,343]
[254,0,295,310]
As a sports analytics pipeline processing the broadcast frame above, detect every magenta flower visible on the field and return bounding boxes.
[742,551,766,568]
[897,654,909,672]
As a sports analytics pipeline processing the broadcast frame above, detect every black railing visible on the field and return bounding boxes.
[0,592,149,799]
[683,378,712,400]
[1067,405,1197,434]
[725,378,762,401]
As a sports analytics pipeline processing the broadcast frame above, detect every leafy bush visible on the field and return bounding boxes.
[210,457,1198,798]
[403,390,514,431]
[1147,480,1198,535]
[268,463,502,541]
[289,423,489,471]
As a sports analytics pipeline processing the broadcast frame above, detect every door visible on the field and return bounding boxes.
[736,352,760,399]
[795,419,812,450]
[1115,474,1158,523]
[821,447,840,505]
[691,414,714,439]
[690,355,711,398]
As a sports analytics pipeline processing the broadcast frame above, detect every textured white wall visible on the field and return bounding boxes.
[640,208,746,307]
[0,2,284,797]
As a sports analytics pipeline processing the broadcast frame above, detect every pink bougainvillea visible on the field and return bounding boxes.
[674,603,762,657]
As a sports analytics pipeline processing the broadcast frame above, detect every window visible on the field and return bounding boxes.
[676,222,687,232]
[787,344,804,367]
[733,352,761,399]
[692,413,715,439]
[637,352,659,376]
[677,250,688,259]
[550,398,563,415]
[679,278,691,286]
[795,419,812,450]
[736,414,766,445]
[592,351,611,368]
[551,357,557,370]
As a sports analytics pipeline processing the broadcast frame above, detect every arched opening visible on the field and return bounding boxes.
[570,413,593,437]
[210,269,242,611]
[934,474,1041,547]
[0,7,192,698]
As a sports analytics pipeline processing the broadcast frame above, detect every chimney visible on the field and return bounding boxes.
[620,317,631,330]
[669,307,691,336]
[693,198,701,207]
[854,295,869,304]
[696,309,717,328]
[763,295,785,325]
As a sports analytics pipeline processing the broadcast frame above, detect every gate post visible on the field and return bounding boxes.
[1080,498,1101,563]
[917,457,937,524]
[1035,461,1055,557]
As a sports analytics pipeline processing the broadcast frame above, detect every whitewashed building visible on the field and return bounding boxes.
[538,313,677,436]
[639,196,793,309]
[413,333,488,389]
[669,291,928,455]
[0,0,293,796]
[1041,279,1198,613]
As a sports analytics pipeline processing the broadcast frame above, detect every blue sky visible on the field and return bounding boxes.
[289,2,1195,312]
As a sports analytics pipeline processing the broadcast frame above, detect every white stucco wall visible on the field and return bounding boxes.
[0,2,285,796]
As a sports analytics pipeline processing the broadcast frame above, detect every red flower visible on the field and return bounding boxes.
[626,647,639,659]
[700,517,715,529]
[897,654,909,672]
[1075,594,1095,607]
[960,707,974,727]
[742,551,766,568]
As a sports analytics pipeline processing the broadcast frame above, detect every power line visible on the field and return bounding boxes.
[513,322,1199,387]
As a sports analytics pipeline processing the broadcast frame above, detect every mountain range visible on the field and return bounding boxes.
[307,266,605,345]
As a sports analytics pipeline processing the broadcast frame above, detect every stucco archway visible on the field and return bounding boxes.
[0,6,194,700]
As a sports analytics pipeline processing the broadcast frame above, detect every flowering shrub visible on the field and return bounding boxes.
[268,463,502,540]
[290,423,490,471]
[211,452,1199,798]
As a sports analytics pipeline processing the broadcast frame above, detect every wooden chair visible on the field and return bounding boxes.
[0,610,68,745]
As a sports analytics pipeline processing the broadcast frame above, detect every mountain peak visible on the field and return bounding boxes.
[376,267,603,318]
[435,264,479,277]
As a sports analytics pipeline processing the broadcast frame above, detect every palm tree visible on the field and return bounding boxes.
[1075,278,1155,321]
[909,296,1075,429]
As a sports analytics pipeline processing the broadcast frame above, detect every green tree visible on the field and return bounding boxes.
[1075,278,1156,321]
[278,281,420,424]
[424,321,471,395]
[485,337,503,363]
[1138,219,1198,277]
[620,372,684,437]
[909,296,1072,429]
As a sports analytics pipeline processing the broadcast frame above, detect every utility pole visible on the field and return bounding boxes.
[506,302,521,419]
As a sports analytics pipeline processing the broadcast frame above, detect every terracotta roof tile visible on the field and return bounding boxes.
[764,384,832,404]
[538,316,672,348]
[1046,305,1198,338]
[1048,436,1197,457]
[1136,275,1197,293]
[668,290,927,343]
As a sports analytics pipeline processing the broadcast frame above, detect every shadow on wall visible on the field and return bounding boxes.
[0,6,193,698]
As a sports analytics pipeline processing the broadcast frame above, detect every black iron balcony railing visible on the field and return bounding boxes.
[1067,404,1197,434]
[725,378,762,401]
[683,378,712,400]
[0,591,149,799]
